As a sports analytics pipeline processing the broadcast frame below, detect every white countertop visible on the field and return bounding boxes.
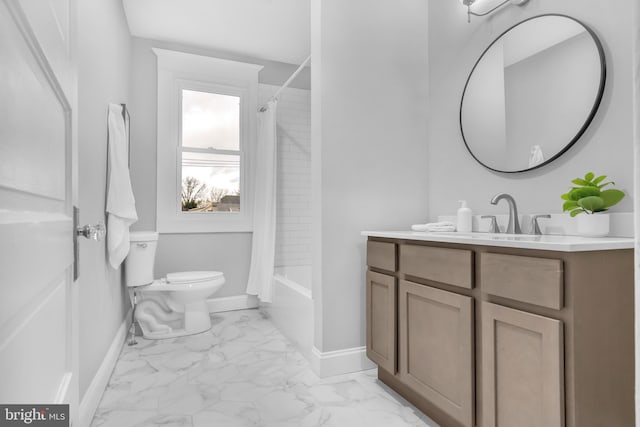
[361,230,634,252]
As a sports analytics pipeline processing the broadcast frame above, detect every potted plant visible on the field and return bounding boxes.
[561,172,625,237]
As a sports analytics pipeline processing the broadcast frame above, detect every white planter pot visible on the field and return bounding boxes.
[576,213,610,237]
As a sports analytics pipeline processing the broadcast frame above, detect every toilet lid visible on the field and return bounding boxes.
[166,271,223,284]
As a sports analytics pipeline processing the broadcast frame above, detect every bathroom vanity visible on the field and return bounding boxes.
[362,231,634,427]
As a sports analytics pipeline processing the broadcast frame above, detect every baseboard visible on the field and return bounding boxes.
[78,309,130,427]
[310,345,376,378]
[207,294,258,313]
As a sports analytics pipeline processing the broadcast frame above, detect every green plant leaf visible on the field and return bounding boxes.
[572,178,590,186]
[562,201,579,211]
[568,186,600,201]
[564,173,622,213]
[577,196,605,213]
[599,189,625,208]
[593,175,607,185]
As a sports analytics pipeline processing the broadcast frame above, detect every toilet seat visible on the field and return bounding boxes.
[143,271,225,292]
[167,271,223,284]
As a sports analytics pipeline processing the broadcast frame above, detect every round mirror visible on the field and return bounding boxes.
[460,15,606,173]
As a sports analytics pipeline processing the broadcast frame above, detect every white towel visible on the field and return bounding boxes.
[411,221,456,232]
[106,104,138,269]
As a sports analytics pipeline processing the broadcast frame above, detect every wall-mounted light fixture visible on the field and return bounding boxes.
[460,0,529,23]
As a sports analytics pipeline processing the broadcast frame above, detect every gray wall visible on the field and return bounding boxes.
[428,0,634,218]
[129,37,309,298]
[311,0,429,352]
[154,233,252,294]
[77,0,131,399]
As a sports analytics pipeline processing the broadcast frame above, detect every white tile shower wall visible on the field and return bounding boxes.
[259,84,312,269]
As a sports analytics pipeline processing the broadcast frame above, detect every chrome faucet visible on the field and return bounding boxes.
[490,193,521,234]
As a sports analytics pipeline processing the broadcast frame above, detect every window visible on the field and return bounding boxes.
[180,90,241,213]
[155,49,263,233]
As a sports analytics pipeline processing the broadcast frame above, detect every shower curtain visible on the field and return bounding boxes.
[246,99,278,302]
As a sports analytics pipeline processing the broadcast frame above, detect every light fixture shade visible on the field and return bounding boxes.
[460,0,530,22]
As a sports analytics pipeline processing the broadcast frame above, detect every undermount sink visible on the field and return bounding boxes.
[428,231,542,241]
[488,233,542,241]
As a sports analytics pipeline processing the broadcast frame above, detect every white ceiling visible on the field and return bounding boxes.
[122,0,310,65]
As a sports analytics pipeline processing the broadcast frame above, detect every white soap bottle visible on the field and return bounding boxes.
[457,200,472,233]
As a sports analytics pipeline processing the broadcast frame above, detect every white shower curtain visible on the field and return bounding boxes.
[246,99,278,302]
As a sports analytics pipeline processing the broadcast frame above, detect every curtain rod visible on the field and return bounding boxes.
[259,55,311,112]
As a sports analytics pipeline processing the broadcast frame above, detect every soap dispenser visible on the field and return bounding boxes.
[457,200,472,233]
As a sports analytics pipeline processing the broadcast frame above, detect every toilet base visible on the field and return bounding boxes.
[138,313,213,339]
[134,297,213,340]
[141,324,212,340]
[184,300,211,332]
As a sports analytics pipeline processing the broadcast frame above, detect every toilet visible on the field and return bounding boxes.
[125,231,225,339]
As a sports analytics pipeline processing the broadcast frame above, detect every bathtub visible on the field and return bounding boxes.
[263,265,313,359]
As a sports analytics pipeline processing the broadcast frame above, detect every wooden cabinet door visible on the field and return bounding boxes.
[366,271,397,373]
[398,280,474,427]
[482,302,564,427]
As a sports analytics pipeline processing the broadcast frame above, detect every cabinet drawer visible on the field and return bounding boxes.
[367,241,396,272]
[481,253,563,310]
[400,244,473,289]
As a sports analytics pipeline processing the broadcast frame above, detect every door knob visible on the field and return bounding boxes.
[76,222,106,241]
[73,207,106,281]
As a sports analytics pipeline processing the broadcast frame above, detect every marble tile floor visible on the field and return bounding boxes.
[91,309,439,427]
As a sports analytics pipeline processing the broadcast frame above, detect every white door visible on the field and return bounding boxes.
[0,0,78,424]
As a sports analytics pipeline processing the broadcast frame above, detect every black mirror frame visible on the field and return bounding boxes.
[459,14,607,174]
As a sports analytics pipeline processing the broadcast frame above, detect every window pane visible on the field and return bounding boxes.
[182,89,240,150]
[181,151,240,212]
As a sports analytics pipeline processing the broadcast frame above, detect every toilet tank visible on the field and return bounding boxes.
[125,231,159,287]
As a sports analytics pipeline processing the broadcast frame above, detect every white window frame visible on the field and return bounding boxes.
[154,48,263,233]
